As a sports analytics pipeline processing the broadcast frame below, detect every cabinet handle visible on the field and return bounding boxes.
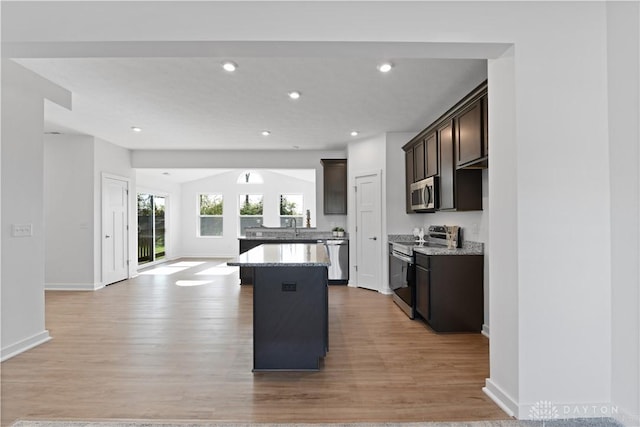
[369,236,377,240]
[105,235,111,239]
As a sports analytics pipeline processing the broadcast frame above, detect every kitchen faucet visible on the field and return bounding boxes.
[291,217,299,237]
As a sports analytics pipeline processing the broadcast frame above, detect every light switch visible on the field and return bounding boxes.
[12,224,33,237]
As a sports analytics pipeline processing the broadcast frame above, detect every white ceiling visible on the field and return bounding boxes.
[17,57,487,151]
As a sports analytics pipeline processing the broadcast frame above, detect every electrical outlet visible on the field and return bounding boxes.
[12,224,33,237]
[471,223,479,235]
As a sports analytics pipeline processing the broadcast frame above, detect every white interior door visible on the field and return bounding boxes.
[102,176,129,285]
[355,172,382,292]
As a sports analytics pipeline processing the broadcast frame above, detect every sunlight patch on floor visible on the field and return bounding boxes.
[139,266,190,276]
[169,261,206,268]
[175,280,213,287]
[196,264,239,276]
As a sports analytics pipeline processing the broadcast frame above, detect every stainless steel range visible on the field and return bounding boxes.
[388,226,460,319]
[388,241,417,318]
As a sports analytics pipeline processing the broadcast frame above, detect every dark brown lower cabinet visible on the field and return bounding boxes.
[415,253,484,333]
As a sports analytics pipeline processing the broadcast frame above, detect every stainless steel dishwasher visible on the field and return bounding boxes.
[323,239,349,284]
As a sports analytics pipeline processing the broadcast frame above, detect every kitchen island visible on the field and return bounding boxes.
[228,243,330,371]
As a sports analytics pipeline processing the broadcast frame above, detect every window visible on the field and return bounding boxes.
[239,194,263,236]
[199,194,223,237]
[279,194,304,227]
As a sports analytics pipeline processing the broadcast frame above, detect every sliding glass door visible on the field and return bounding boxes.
[138,193,166,265]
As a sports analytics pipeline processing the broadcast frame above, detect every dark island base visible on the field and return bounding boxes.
[253,266,328,371]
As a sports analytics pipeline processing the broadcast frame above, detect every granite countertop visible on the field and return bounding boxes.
[241,229,347,240]
[228,243,331,267]
[388,234,484,256]
[413,244,483,256]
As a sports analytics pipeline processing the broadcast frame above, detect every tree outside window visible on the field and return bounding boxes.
[239,194,263,236]
[199,194,223,237]
[280,194,304,227]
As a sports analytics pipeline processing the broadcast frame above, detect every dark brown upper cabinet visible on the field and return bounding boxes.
[405,149,414,214]
[455,99,486,168]
[482,95,489,157]
[437,121,455,211]
[413,140,425,182]
[402,80,487,213]
[425,132,438,178]
[438,119,483,212]
[321,158,347,215]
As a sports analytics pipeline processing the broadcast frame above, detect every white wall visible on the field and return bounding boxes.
[135,173,183,266]
[44,134,95,289]
[93,138,135,283]
[347,134,386,290]
[511,4,611,416]
[485,45,520,416]
[42,135,134,290]
[132,149,347,232]
[1,1,633,421]
[179,169,316,258]
[608,2,640,424]
[1,60,70,360]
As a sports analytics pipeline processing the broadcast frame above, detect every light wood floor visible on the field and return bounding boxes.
[1,259,508,425]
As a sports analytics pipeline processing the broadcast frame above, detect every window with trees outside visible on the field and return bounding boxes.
[199,194,223,237]
[239,194,263,236]
[280,194,304,227]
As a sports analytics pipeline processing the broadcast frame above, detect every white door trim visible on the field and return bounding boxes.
[101,173,131,286]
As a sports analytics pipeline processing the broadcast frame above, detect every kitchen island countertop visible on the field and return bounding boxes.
[228,243,330,267]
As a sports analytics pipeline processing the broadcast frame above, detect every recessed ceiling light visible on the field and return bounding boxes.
[377,62,393,73]
[131,126,142,132]
[222,61,237,72]
[288,91,302,100]
[261,130,271,136]
[350,131,359,137]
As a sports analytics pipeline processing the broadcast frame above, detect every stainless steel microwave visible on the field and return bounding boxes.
[410,176,437,212]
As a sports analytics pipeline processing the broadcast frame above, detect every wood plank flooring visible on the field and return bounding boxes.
[1,259,509,425]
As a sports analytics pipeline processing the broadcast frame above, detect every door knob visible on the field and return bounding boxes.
[369,237,377,240]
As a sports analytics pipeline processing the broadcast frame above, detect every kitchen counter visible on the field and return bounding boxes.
[228,243,330,267]
[242,228,348,240]
[229,243,329,371]
[413,243,483,256]
[388,234,484,256]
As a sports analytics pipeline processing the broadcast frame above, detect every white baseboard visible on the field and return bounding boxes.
[482,323,490,338]
[1,330,51,362]
[45,282,103,291]
[483,378,517,417]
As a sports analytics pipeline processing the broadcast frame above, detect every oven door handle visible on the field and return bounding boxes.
[392,252,414,264]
